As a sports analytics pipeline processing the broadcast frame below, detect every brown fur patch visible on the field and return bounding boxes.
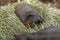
[25,20,34,28]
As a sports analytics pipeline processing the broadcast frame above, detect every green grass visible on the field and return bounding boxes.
[0,0,60,40]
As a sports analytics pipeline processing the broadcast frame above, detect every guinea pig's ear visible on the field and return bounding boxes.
[14,35,17,37]
[14,33,21,37]
[14,33,18,37]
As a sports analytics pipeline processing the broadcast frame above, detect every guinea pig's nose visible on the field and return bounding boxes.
[35,20,40,26]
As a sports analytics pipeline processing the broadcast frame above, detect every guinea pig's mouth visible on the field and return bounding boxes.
[35,20,41,26]
[25,20,35,28]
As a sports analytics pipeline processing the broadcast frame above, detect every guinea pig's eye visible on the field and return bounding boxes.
[28,14,33,17]
[28,14,34,17]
